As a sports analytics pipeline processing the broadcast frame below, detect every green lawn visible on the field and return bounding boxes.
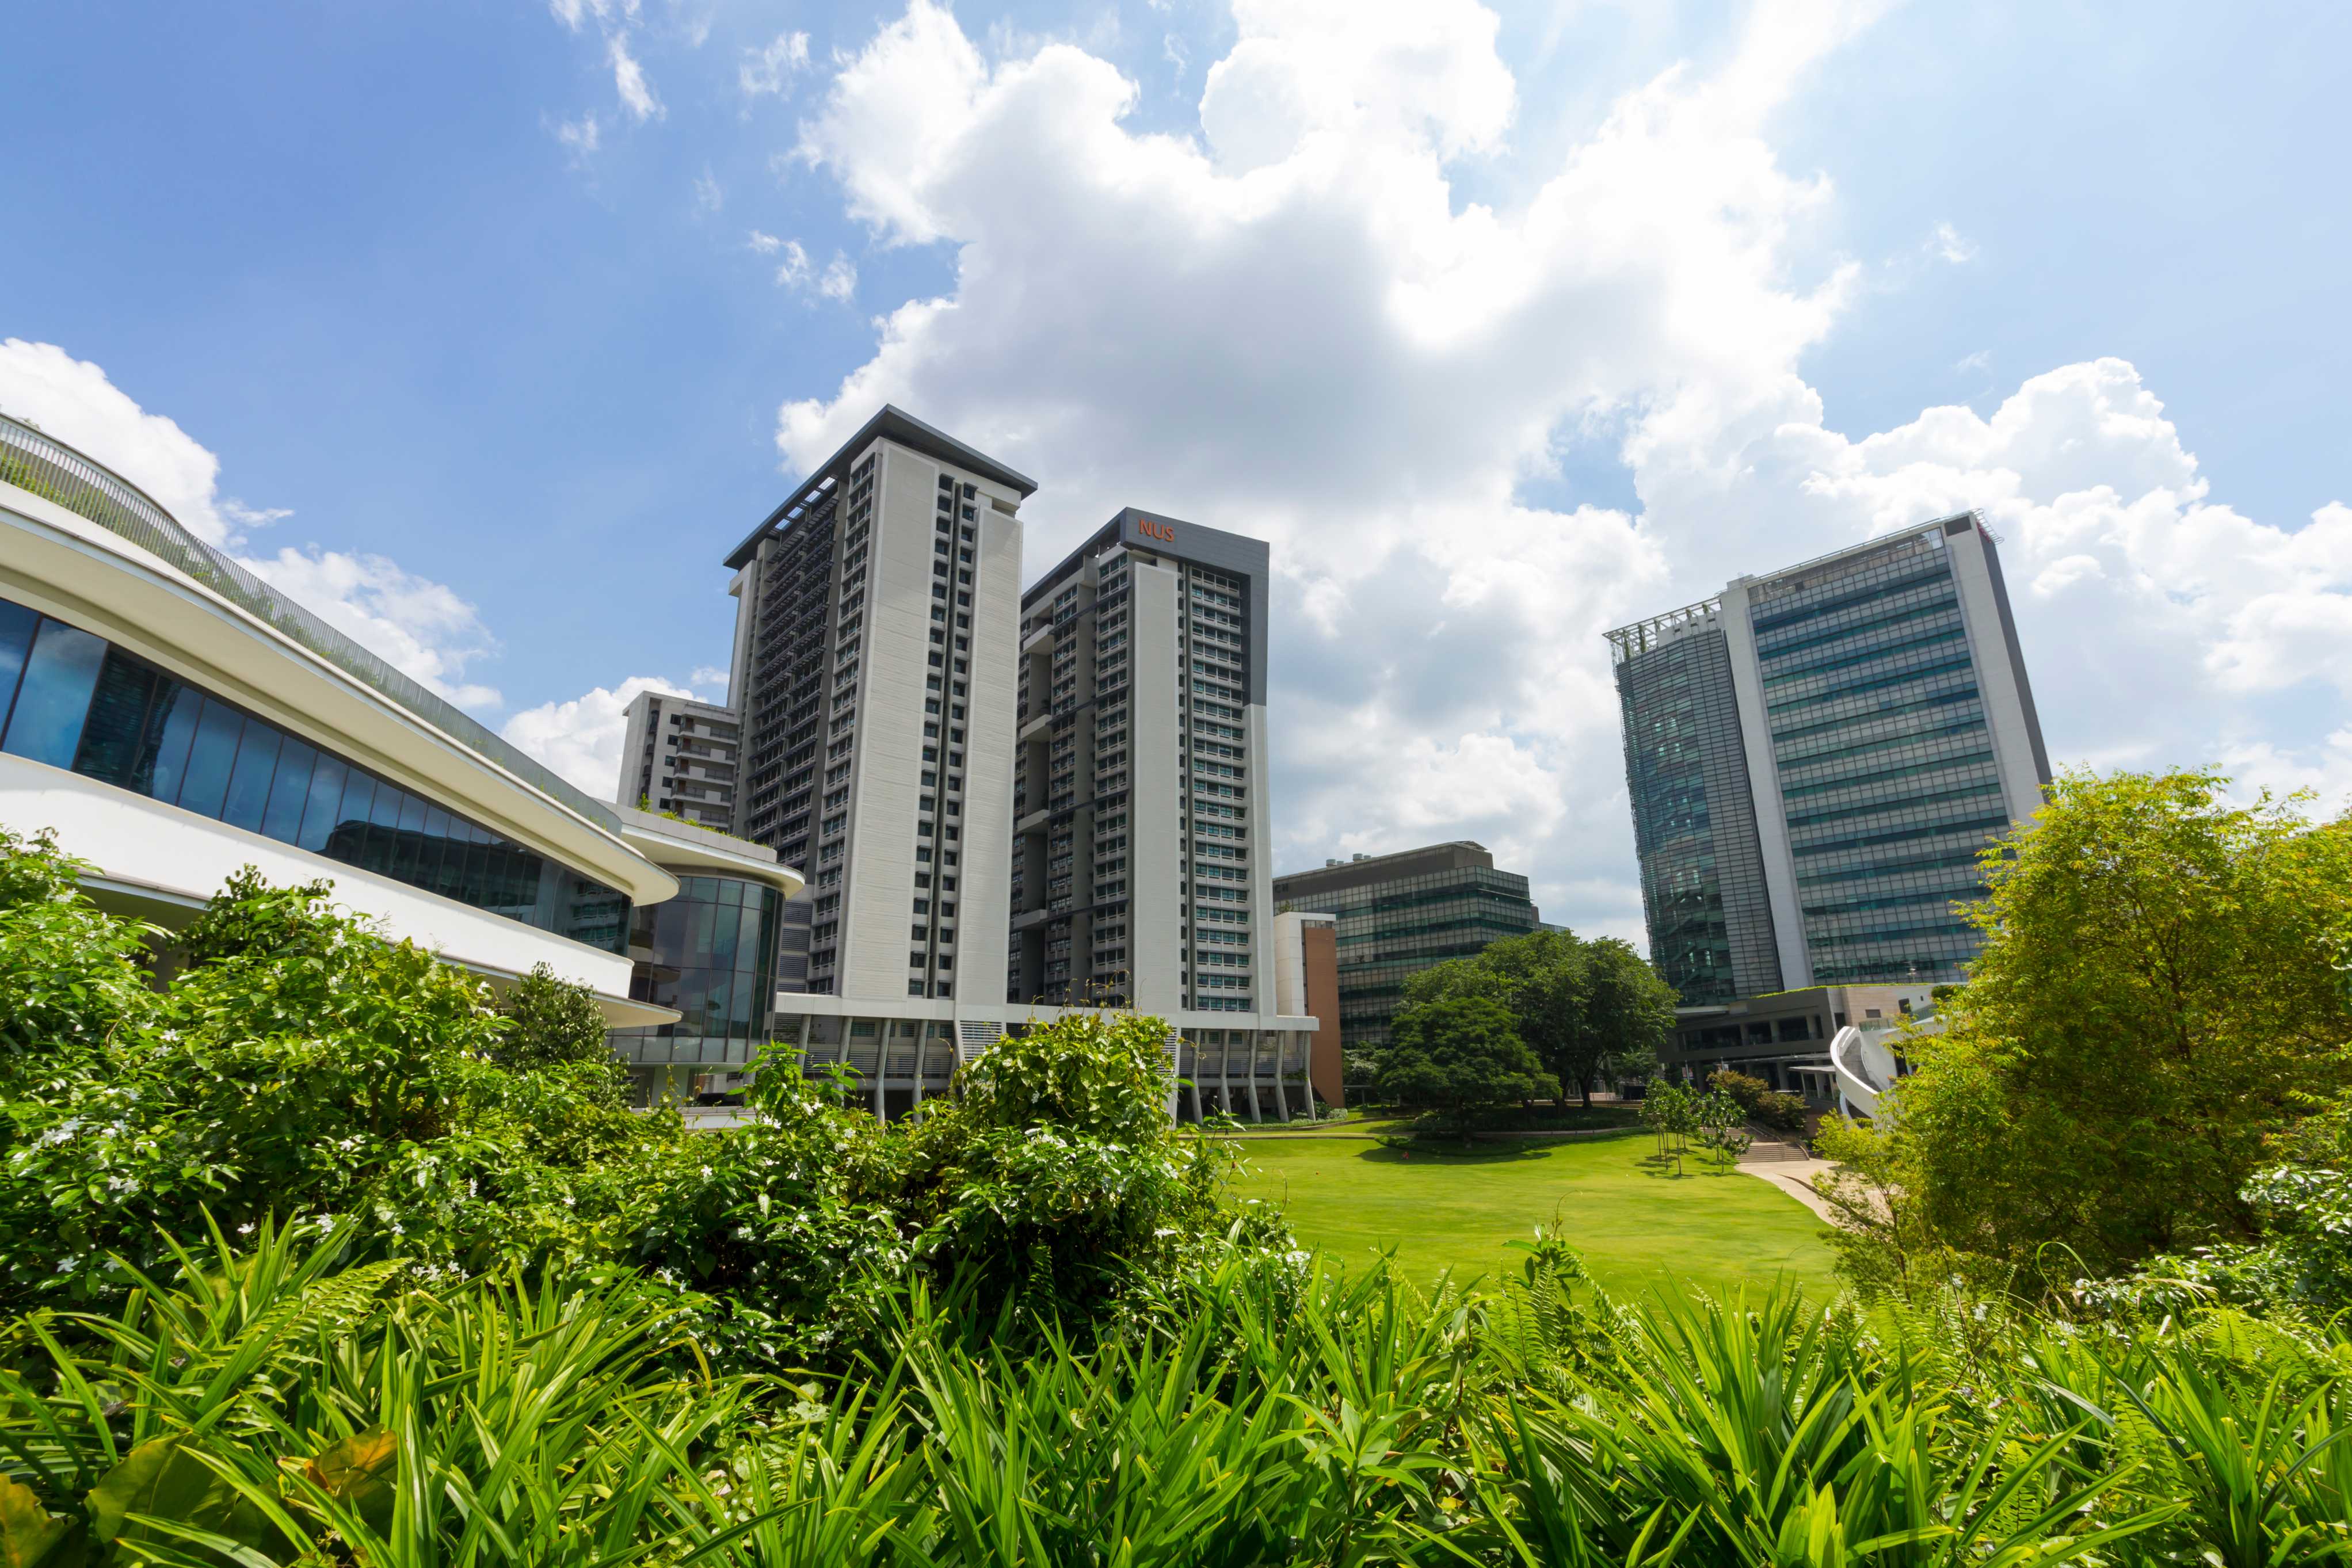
[1223,1133,1838,1304]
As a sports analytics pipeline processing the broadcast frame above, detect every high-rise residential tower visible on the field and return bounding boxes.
[615,689,739,831]
[722,407,1034,1024]
[1008,510,1274,1017]
[1271,842,1542,1054]
[994,510,1321,1119]
[1606,512,2050,1005]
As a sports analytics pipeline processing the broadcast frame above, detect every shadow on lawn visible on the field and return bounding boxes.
[1362,1138,1550,1165]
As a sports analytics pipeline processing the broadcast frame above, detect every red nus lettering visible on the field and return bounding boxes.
[1138,519,1175,541]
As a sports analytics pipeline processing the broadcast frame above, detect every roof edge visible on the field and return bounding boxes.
[725,405,1038,569]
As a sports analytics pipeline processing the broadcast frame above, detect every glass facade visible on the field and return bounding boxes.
[1275,857,1539,1052]
[1748,532,2004,984]
[1610,617,1781,1005]
[609,872,782,1075]
[0,594,630,952]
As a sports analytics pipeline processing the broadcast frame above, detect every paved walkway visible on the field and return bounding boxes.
[1737,1156,1837,1221]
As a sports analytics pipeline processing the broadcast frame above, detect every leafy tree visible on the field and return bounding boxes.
[1375,994,1555,1136]
[1574,937,1679,1108]
[1402,929,1675,1109]
[1827,769,2352,1294]
[497,961,629,1108]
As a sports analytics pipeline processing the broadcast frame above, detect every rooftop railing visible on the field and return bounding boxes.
[0,411,621,833]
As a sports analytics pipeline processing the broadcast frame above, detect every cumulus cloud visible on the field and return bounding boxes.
[760,0,2351,940]
[243,548,505,712]
[1,339,513,716]
[503,676,694,800]
[0,338,235,546]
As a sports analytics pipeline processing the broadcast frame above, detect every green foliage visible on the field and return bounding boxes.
[1375,994,1555,1135]
[0,834,1289,1367]
[1404,929,1676,1108]
[1709,1067,1808,1135]
[494,960,628,1107]
[1828,769,2352,1299]
[11,1221,2346,1567]
[0,845,703,1317]
[0,828,156,1063]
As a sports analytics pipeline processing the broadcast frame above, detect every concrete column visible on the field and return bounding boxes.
[1272,1033,1290,1122]
[870,1023,886,1123]
[911,1027,929,1114]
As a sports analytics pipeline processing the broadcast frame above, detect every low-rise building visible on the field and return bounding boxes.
[0,413,680,1022]
[1271,841,1542,1055]
[605,804,805,1105]
[1667,983,1934,1098]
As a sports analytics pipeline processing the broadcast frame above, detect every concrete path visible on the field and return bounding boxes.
[1738,1157,1837,1221]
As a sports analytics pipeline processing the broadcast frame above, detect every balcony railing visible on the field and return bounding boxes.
[0,413,621,833]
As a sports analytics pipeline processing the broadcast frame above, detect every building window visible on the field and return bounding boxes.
[0,594,631,954]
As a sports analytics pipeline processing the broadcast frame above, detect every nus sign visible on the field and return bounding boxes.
[1137,518,1176,543]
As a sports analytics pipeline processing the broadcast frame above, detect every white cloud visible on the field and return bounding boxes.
[692,169,723,212]
[1927,219,1976,263]
[555,113,601,158]
[243,547,504,712]
[0,338,234,546]
[741,30,812,97]
[818,253,857,301]
[688,664,730,700]
[1955,348,1991,374]
[0,339,510,716]
[548,0,638,31]
[767,0,2352,941]
[763,237,855,303]
[503,676,693,800]
[609,32,663,121]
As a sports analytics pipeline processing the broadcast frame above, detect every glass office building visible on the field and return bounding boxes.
[1607,513,2050,1006]
[609,869,783,1100]
[0,592,631,952]
[1607,604,1781,1005]
[1271,842,1541,1053]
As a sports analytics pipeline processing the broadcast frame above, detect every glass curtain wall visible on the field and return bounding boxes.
[1748,534,2006,984]
[610,872,782,1104]
[0,594,630,951]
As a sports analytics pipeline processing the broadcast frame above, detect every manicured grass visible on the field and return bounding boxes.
[1224,1132,1838,1304]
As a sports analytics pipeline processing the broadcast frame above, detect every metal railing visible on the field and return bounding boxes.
[0,412,620,833]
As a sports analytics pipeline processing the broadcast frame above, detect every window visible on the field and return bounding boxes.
[0,594,631,954]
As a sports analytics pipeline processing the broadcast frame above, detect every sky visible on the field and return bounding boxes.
[3,0,2348,945]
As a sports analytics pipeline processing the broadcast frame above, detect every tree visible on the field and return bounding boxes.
[1573,937,1678,1108]
[1828,769,2352,1294]
[1375,994,1556,1137]
[497,962,628,1108]
[1401,930,1676,1109]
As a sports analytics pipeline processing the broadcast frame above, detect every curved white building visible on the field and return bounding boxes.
[0,413,678,1023]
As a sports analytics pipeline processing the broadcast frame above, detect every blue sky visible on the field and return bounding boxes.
[5,0,2347,940]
